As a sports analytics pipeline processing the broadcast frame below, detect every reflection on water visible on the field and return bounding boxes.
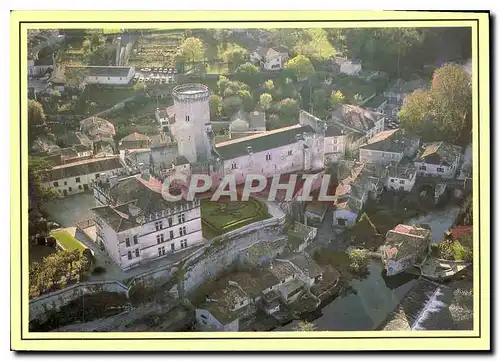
[276,261,418,331]
[407,206,460,242]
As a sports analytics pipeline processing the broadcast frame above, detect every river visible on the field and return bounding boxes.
[275,205,461,331]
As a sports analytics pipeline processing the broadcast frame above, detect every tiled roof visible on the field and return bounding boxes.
[228,270,279,298]
[197,282,249,324]
[62,131,93,149]
[416,142,462,166]
[384,224,431,261]
[360,129,419,153]
[80,116,116,139]
[41,156,123,182]
[215,124,314,159]
[120,132,151,142]
[331,104,382,134]
[288,253,323,279]
[387,164,417,179]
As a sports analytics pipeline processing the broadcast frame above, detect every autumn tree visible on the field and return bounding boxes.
[284,55,314,81]
[330,90,346,109]
[28,100,46,127]
[259,93,273,111]
[399,63,472,144]
[177,37,205,69]
[223,48,249,72]
[264,79,275,92]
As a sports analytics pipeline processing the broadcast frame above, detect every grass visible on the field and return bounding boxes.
[200,198,271,238]
[305,28,337,60]
[128,32,183,67]
[332,76,377,101]
[51,231,87,253]
[213,134,230,143]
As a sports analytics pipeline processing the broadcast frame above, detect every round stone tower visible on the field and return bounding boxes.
[172,83,212,164]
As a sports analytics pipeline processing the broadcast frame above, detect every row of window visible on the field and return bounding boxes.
[157,239,188,256]
[419,165,445,173]
[155,214,186,230]
[230,150,294,170]
[127,248,140,260]
[52,173,105,187]
[390,179,406,185]
[125,235,138,247]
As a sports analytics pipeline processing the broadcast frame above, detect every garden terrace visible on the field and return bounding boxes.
[128,32,184,68]
[50,230,87,253]
[200,197,271,238]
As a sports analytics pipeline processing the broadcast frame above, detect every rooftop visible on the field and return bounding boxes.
[80,116,116,138]
[360,129,420,154]
[215,124,314,159]
[67,65,132,78]
[288,253,323,279]
[120,132,151,143]
[41,156,123,183]
[330,104,382,134]
[198,283,249,324]
[416,142,462,166]
[270,260,299,281]
[384,224,432,261]
[387,164,417,180]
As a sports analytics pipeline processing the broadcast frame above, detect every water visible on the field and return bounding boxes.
[276,261,418,331]
[406,206,460,243]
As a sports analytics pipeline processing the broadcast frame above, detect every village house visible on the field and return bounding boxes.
[155,106,176,132]
[304,201,328,225]
[332,57,362,76]
[61,131,94,150]
[359,129,420,166]
[228,110,267,139]
[118,132,152,151]
[194,270,281,331]
[383,78,429,105]
[214,124,324,185]
[386,164,418,192]
[91,173,203,270]
[40,156,125,197]
[66,65,136,85]
[323,124,347,164]
[250,46,289,71]
[329,104,385,153]
[414,141,462,179]
[36,145,94,166]
[80,116,116,142]
[382,224,432,276]
[332,161,386,229]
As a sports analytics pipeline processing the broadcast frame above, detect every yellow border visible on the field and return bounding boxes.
[11,10,490,351]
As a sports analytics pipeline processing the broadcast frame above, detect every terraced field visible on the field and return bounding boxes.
[128,32,184,68]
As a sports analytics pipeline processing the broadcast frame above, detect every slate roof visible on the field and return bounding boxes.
[41,156,123,182]
[67,66,132,78]
[288,254,323,279]
[248,111,266,130]
[215,124,314,159]
[91,202,138,232]
[107,174,189,215]
[331,104,382,134]
[325,124,345,137]
[384,224,431,261]
[62,131,93,149]
[228,270,280,298]
[415,142,462,166]
[360,129,419,153]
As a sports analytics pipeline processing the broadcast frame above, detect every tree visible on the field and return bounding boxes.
[259,93,273,111]
[238,90,254,112]
[178,37,205,68]
[223,48,249,72]
[312,88,328,117]
[28,100,46,127]
[269,29,310,49]
[294,321,316,332]
[278,98,299,126]
[347,249,370,274]
[284,55,314,81]
[217,75,231,95]
[133,82,147,93]
[399,63,472,144]
[352,93,364,106]
[222,96,243,117]
[330,90,346,109]
[235,62,260,87]
[264,79,275,92]
[209,94,223,119]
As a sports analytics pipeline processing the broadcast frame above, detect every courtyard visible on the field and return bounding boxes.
[200,197,271,239]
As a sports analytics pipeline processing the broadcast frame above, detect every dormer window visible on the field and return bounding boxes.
[231,162,237,170]
[266,153,271,161]
[185,115,190,122]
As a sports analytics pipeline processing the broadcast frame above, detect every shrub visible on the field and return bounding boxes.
[45,236,57,248]
[438,240,473,262]
[347,249,370,273]
[36,236,46,246]
[83,248,94,263]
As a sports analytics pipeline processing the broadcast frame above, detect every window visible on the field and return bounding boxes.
[127,251,132,260]
[200,314,208,320]
[95,174,100,179]
[437,167,444,173]
[180,226,187,236]
[135,249,140,257]
[64,181,67,186]
[78,185,82,190]
[171,243,175,251]
[337,218,346,226]
[156,234,164,244]
[181,239,188,249]
[53,182,59,187]
[231,162,237,170]
[399,180,405,184]
[107,77,110,80]
[287,150,293,156]
[266,153,271,161]
[390,179,395,183]
[169,230,174,239]
[333,138,338,144]
[133,235,138,245]
[178,213,185,224]
[125,238,130,247]
[75,177,81,183]
[419,165,427,171]
[168,217,173,227]
[185,115,190,122]
[68,187,72,192]
[155,221,163,231]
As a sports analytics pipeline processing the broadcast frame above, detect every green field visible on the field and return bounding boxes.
[51,231,87,253]
[201,198,271,238]
[305,28,337,59]
[128,32,184,67]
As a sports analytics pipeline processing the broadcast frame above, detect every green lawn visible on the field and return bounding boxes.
[306,28,337,60]
[51,231,87,253]
[201,198,271,238]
